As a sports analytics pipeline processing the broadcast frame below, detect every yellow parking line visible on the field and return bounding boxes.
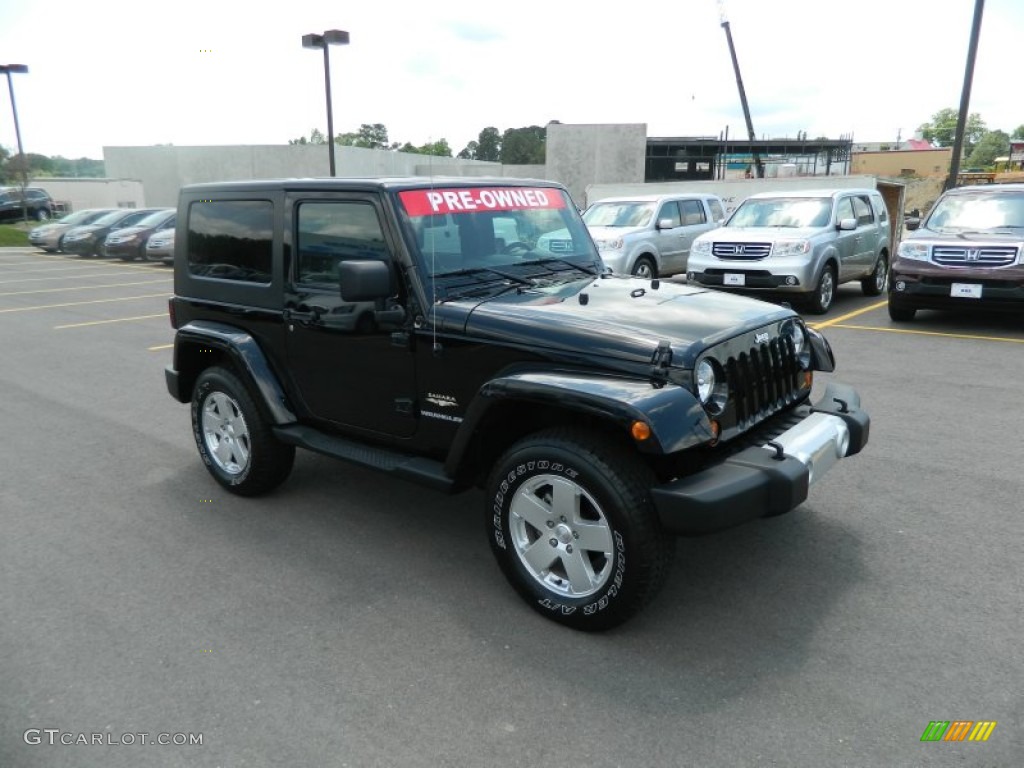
[149,343,174,351]
[0,293,168,313]
[809,300,888,329]
[832,323,1024,344]
[55,313,167,329]
[0,278,168,297]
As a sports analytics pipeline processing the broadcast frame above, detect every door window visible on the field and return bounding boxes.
[852,196,874,226]
[296,201,391,286]
[680,200,707,226]
[656,202,681,228]
[835,197,855,224]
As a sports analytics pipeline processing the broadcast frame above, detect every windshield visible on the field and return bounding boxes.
[136,209,173,227]
[93,209,132,226]
[583,201,656,227]
[728,198,832,228]
[925,190,1024,231]
[397,186,600,300]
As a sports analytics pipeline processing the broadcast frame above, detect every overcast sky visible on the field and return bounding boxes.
[0,0,1021,161]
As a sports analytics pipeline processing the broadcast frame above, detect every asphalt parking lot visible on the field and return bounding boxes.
[1,245,1021,768]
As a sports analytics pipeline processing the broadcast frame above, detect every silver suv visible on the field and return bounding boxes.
[687,188,891,313]
[539,193,725,278]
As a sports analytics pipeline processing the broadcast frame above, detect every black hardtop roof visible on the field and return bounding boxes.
[181,176,561,194]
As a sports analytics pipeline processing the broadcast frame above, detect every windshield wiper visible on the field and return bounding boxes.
[515,257,599,276]
[433,266,534,286]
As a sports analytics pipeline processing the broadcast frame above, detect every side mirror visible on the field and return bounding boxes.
[656,218,675,230]
[837,218,857,231]
[905,218,920,231]
[339,260,391,302]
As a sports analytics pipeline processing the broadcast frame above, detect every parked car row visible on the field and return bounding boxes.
[29,207,175,262]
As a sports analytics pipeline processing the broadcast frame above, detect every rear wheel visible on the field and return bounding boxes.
[191,367,295,496]
[485,427,674,631]
[861,255,888,296]
[631,256,657,279]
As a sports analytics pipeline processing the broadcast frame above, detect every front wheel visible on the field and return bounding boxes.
[887,300,916,321]
[485,428,674,631]
[191,367,295,496]
[631,256,657,279]
[807,264,836,315]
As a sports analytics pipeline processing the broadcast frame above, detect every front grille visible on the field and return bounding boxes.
[724,336,801,425]
[712,241,772,259]
[932,245,1017,267]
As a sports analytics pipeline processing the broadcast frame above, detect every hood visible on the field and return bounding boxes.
[441,276,794,369]
[109,226,145,238]
[587,225,647,242]
[905,225,1024,245]
[702,225,824,241]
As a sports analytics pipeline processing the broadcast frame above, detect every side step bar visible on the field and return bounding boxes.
[272,425,456,493]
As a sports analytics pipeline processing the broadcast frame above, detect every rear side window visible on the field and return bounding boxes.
[708,199,725,221]
[296,201,389,285]
[680,200,707,225]
[188,200,273,283]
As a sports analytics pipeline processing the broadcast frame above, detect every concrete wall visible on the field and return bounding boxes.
[545,123,647,207]
[851,148,951,178]
[30,177,146,212]
[104,145,502,207]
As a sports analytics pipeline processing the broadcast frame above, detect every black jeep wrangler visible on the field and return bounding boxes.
[166,178,869,630]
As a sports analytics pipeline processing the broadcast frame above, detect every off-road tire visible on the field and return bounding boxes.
[485,427,674,631]
[191,366,295,496]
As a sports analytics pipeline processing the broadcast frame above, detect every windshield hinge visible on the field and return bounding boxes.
[650,341,673,388]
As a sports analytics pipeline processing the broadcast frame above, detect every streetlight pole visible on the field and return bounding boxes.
[302,30,350,177]
[1,64,30,221]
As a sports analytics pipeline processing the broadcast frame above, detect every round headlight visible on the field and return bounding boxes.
[696,359,715,403]
[783,319,811,368]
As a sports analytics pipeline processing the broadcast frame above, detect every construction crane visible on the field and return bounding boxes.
[717,0,764,178]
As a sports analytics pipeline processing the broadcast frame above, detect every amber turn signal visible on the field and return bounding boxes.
[709,420,721,445]
[631,420,651,441]
[803,371,814,389]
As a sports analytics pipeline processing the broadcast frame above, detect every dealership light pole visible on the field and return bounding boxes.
[1,64,30,220]
[302,30,349,177]
[945,0,985,191]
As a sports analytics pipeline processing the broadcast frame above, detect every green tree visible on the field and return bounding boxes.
[918,108,986,150]
[1010,125,1024,141]
[966,129,1009,168]
[336,123,390,149]
[457,141,479,160]
[289,128,327,145]
[501,125,546,164]
[416,138,452,157]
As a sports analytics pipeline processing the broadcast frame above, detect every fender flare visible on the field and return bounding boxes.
[168,320,296,424]
[444,369,713,476]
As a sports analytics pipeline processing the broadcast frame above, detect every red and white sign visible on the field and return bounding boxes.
[399,187,566,216]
